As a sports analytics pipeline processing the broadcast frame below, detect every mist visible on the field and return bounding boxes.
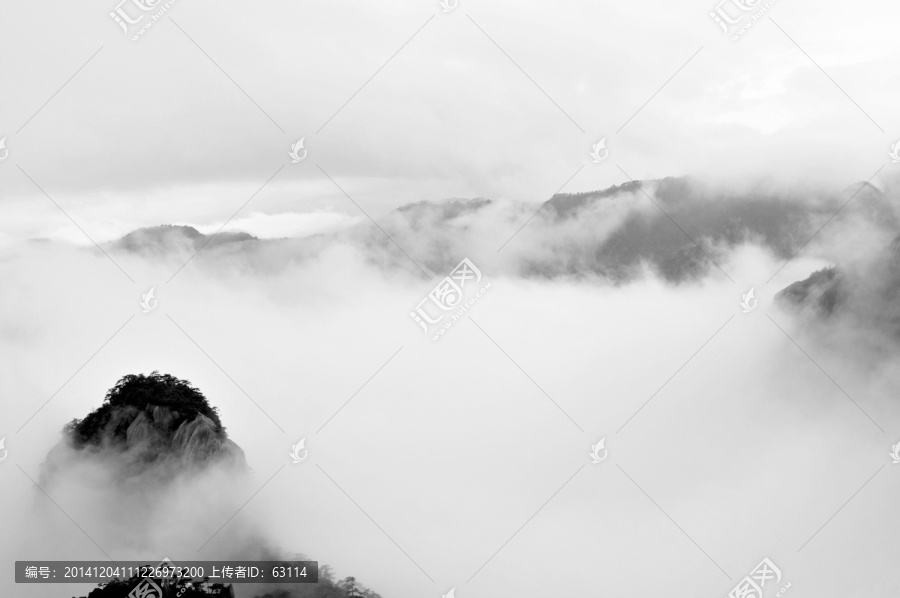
[2,174,900,598]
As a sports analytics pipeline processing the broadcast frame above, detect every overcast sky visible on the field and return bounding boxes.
[4,3,900,598]
[2,0,900,246]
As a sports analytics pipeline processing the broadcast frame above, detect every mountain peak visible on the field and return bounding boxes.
[114,225,257,254]
[64,372,245,471]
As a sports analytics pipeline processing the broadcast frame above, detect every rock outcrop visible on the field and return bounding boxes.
[48,372,246,478]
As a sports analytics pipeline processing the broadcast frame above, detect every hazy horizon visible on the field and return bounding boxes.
[4,1,900,597]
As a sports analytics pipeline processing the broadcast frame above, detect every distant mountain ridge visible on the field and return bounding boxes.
[100,176,896,286]
[114,225,257,255]
[776,267,843,315]
[776,233,900,338]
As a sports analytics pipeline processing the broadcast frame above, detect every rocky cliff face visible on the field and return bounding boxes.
[108,406,246,471]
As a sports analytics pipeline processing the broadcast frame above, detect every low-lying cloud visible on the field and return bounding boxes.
[3,175,900,598]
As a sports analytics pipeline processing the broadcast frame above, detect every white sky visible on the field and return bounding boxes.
[2,0,900,244]
[4,2,900,598]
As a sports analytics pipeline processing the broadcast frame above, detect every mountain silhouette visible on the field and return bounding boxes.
[60,372,245,473]
[113,225,257,256]
[53,374,385,598]
[776,267,843,315]
[95,177,897,286]
[777,233,900,338]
